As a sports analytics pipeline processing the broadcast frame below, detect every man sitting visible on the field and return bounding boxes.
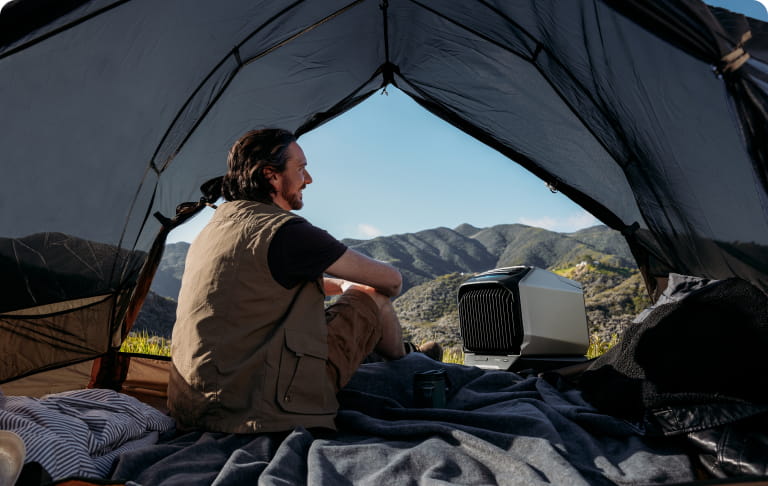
[168,128,439,434]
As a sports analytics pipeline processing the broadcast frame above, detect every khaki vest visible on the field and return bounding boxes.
[167,200,338,433]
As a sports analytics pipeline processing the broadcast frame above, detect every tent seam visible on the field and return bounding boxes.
[410,0,637,171]
[0,0,131,60]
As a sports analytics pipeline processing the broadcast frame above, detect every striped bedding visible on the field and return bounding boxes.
[0,388,175,480]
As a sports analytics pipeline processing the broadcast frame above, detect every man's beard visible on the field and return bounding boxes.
[282,186,305,210]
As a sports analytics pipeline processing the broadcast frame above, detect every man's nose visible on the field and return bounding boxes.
[304,170,313,184]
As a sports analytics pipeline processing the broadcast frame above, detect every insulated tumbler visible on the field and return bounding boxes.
[413,369,447,408]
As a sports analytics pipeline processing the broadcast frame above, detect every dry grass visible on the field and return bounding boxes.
[442,346,464,364]
[120,331,171,356]
[120,334,618,364]
[586,334,619,359]
[435,336,620,366]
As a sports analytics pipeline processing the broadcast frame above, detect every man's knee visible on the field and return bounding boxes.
[343,285,390,310]
[367,291,393,310]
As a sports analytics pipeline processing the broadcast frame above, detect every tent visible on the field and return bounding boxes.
[0,0,767,406]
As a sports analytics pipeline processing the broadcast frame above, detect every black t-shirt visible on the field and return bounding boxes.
[267,218,347,289]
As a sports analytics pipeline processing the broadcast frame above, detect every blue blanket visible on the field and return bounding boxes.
[113,354,694,485]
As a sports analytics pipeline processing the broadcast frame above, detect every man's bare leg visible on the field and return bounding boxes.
[373,298,406,359]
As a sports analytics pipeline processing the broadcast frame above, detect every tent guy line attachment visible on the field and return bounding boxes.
[621,222,641,237]
[233,47,243,67]
[532,43,543,63]
[296,64,390,136]
[395,70,628,234]
[718,30,752,74]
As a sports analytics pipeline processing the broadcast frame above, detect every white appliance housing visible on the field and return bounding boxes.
[458,266,589,370]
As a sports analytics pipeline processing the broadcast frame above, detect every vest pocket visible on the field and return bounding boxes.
[276,327,337,414]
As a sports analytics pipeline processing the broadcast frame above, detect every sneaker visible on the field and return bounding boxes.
[416,341,443,362]
[403,341,419,354]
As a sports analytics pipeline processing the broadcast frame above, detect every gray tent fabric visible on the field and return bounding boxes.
[1,0,767,379]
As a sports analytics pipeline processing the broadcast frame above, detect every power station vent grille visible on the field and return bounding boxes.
[458,286,522,354]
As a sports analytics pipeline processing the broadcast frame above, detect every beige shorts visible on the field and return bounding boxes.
[325,289,382,390]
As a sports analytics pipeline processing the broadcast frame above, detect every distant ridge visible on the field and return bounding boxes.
[138,223,642,341]
[149,241,189,301]
[152,223,631,301]
[340,223,634,292]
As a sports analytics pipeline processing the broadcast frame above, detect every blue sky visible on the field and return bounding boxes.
[299,91,600,239]
[169,89,601,243]
[165,0,768,243]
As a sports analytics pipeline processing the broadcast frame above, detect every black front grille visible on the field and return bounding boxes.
[458,285,523,354]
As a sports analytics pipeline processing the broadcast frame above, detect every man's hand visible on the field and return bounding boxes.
[323,277,377,297]
[340,280,377,295]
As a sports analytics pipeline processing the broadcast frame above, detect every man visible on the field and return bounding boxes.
[168,128,429,434]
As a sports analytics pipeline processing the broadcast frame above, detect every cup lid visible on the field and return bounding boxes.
[414,369,446,382]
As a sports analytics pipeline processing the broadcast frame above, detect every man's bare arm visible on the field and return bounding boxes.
[324,249,402,298]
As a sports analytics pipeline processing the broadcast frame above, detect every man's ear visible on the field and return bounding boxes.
[262,167,277,180]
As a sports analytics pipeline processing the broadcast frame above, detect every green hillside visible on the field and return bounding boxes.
[395,273,470,348]
[150,241,189,301]
[392,264,648,352]
[341,227,495,291]
[343,223,634,293]
[132,291,177,338]
[141,223,648,348]
[153,224,633,300]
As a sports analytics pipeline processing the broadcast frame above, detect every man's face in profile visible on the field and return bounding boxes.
[270,142,312,210]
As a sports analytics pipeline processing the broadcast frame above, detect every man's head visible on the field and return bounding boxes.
[222,128,312,210]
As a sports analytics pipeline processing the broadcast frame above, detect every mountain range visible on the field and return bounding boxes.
[150,223,635,300]
[136,223,647,346]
